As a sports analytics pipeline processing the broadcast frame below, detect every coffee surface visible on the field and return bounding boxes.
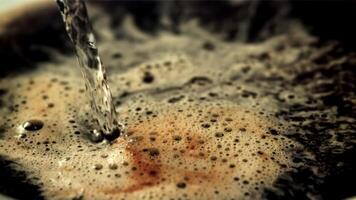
[0,3,356,200]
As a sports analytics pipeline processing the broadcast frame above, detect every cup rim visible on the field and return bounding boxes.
[0,0,52,32]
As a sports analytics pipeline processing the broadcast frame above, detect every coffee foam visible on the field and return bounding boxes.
[0,13,322,200]
[0,72,298,199]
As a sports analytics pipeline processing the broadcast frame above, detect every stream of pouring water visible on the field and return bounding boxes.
[56,0,123,139]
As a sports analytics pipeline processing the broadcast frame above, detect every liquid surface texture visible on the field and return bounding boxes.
[0,2,356,200]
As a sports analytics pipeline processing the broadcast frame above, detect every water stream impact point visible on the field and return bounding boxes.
[56,0,124,140]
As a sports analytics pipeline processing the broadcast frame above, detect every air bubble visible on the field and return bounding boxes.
[94,164,103,170]
[176,182,187,189]
[23,120,44,131]
[215,132,224,138]
[109,164,118,170]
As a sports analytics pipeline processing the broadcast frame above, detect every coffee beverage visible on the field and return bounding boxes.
[0,1,355,200]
